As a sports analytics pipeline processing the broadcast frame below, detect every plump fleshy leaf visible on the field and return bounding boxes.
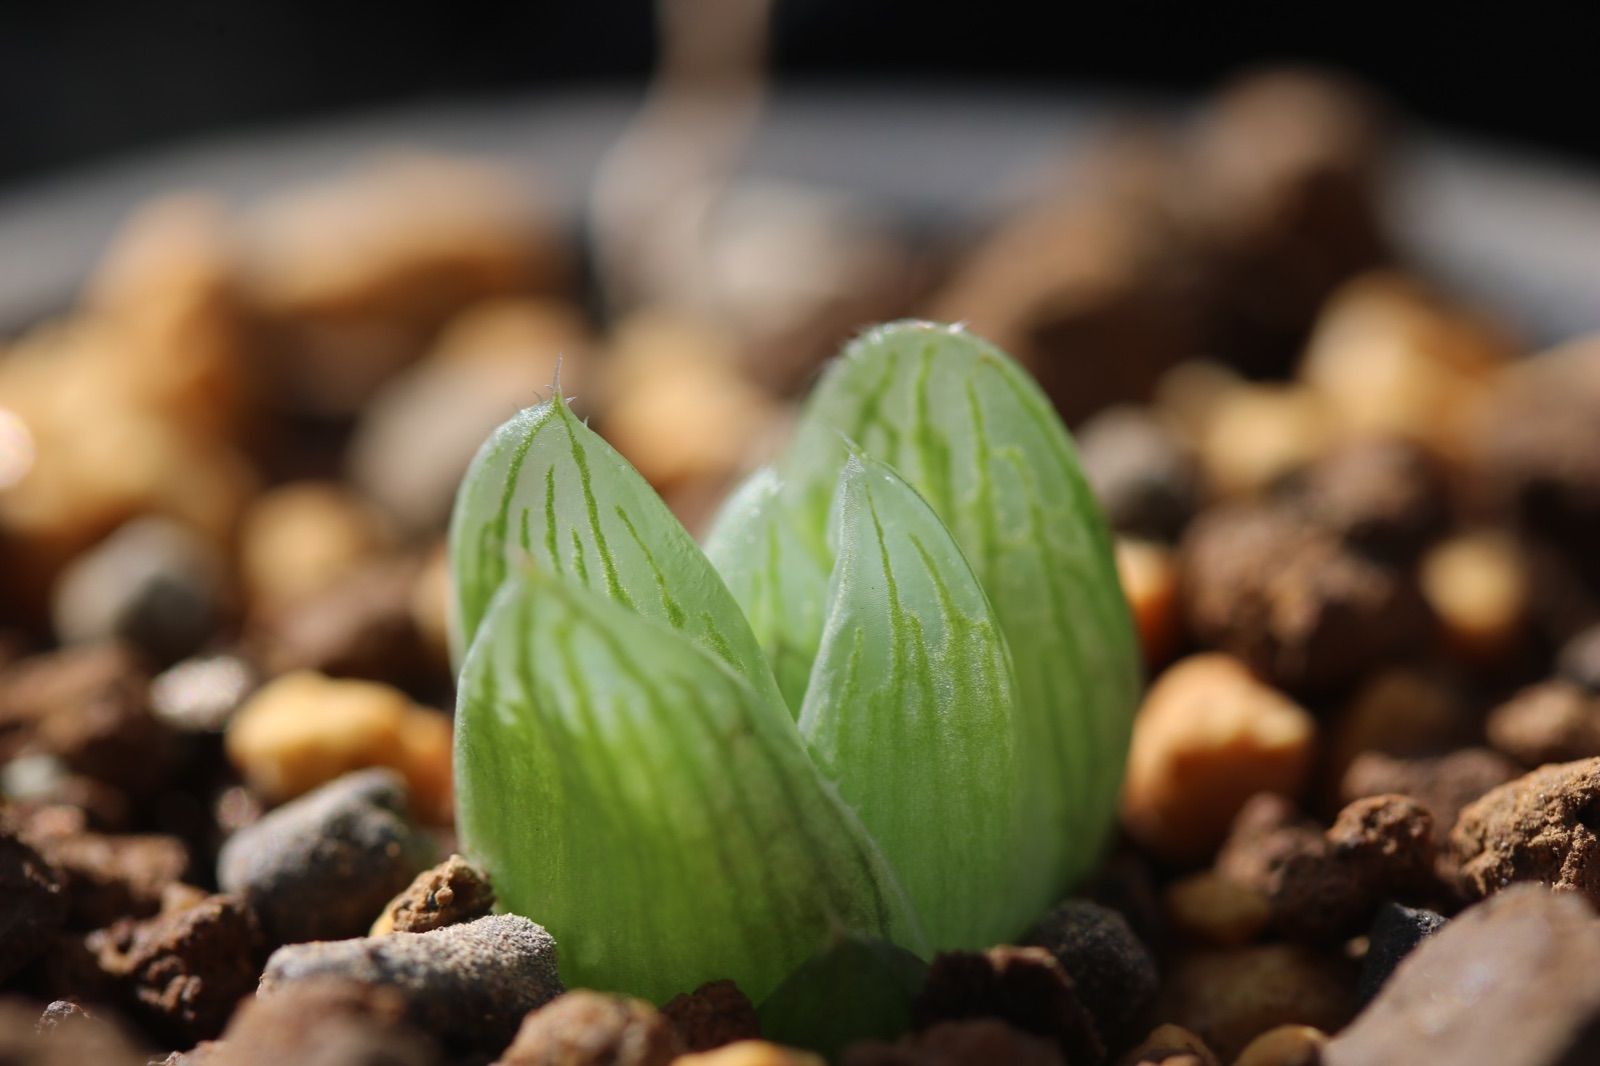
[702,467,832,715]
[800,456,1040,946]
[448,395,783,710]
[781,321,1140,891]
[455,567,926,1003]
[757,934,928,1060]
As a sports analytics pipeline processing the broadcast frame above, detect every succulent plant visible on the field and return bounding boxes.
[449,320,1138,1002]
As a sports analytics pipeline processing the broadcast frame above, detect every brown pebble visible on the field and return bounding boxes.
[661,980,762,1053]
[84,893,262,1042]
[1078,406,1200,542]
[1340,748,1520,849]
[1324,794,1437,895]
[1120,1023,1220,1066]
[1452,757,1600,905]
[1233,1024,1326,1066]
[251,557,437,692]
[1180,504,1428,691]
[371,853,494,936]
[1183,71,1389,376]
[205,976,440,1066]
[1476,336,1600,592]
[842,1018,1065,1066]
[1486,680,1600,766]
[1323,885,1600,1066]
[1323,669,1466,789]
[19,809,190,928]
[0,996,149,1065]
[1122,654,1316,864]
[1214,794,1434,944]
[913,946,1103,1065]
[1280,436,1447,561]
[0,826,67,981]
[34,998,93,1034]
[0,643,180,797]
[495,990,682,1066]
[1158,945,1353,1062]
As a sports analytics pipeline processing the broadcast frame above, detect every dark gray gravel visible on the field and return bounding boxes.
[260,914,563,1052]
[217,769,435,946]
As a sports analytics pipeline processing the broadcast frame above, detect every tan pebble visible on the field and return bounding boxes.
[431,296,590,371]
[409,542,453,670]
[243,155,563,320]
[345,298,592,534]
[497,989,681,1066]
[1117,538,1182,667]
[1419,532,1528,663]
[1122,1023,1221,1066]
[1165,871,1271,947]
[1232,1024,1327,1066]
[83,194,251,437]
[1198,384,1333,498]
[395,707,455,825]
[599,309,782,501]
[1122,654,1317,863]
[1299,272,1516,458]
[239,482,392,614]
[1155,361,1246,445]
[0,329,255,619]
[225,671,452,821]
[1161,945,1354,1062]
[240,156,568,416]
[674,1040,824,1066]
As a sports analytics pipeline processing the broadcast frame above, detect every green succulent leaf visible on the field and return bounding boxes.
[702,466,832,715]
[455,567,926,1003]
[448,395,782,711]
[781,321,1140,890]
[801,455,1040,947]
[757,933,928,1060]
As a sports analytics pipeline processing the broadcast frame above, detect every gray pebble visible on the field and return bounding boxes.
[348,356,548,534]
[150,655,258,733]
[218,769,435,946]
[1326,886,1600,1066]
[260,914,563,1052]
[52,517,226,665]
[1559,624,1600,695]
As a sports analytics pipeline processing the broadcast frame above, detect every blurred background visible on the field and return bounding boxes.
[3,0,1599,689]
[3,2,1599,183]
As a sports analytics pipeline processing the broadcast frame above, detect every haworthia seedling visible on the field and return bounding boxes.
[450,320,1138,1002]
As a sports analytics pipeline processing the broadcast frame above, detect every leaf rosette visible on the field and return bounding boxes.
[450,320,1138,1001]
